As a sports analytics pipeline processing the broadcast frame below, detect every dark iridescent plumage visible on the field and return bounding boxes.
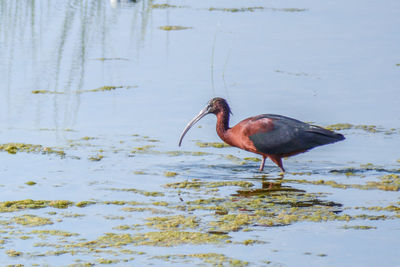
[179,98,345,172]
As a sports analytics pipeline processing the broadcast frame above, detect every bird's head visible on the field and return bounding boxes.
[178,97,231,146]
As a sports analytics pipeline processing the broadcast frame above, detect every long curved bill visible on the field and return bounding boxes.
[178,106,210,146]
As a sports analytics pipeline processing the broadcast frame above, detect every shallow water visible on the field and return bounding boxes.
[0,0,399,266]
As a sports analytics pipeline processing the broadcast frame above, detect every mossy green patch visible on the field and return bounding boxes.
[0,143,65,157]
[71,231,227,248]
[208,6,263,12]
[145,215,199,230]
[158,26,192,31]
[30,230,79,237]
[121,207,170,214]
[49,200,73,209]
[152,201,169,206]
[6,249,22,257]
[96,258,120,264]
[32,90,63,94]
[164,180,253,189]
[153,253,248,266]
[244,157,261,162]
[151,3,186,9]
[284,174,400,192]
[76,201,96,208]
[325,123,353,131]
[341,225,376,230]
[77,85,137,93]
[131,145,155,153]
[88,154,103,161]
[13,215,53,226]
[240,239,267,245]
[0,199,72,212]
[165,151,210,156]
[196,142,230,148]
[325,123,388,133]
[164,171,178,177]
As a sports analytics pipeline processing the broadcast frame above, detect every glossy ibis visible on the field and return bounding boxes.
[178,97,345,172]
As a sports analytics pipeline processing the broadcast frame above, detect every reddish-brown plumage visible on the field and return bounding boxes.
[179,97,345,172]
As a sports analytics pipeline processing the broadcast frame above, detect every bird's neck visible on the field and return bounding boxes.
[216,111,230,141]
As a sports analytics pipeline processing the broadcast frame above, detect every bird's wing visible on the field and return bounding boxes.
[247,114,344,155]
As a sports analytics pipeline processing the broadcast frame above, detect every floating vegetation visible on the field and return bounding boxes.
[78,85,137,93]
[195,142,230,148]
[131,145,156,153]
[243,157,261,162]
[12,215,53,227]
[88,154,104,161]
[30,230,79,237]
[0,199,73,212]
[151,3,186,9]
[0,143,65,157]
[31,90,64,94]
[165,150,210,156]
[324,123,397,134]
[76,201,96,208]
[164,171,178,177]
[145,215,199,230]
[284,173,400,191]
[121,207,170,214]
[6,249,22,257]
[108,188,165,197]
[71,231,227,248]
[25,181,37,186]
[152,253,248,266]
[164,180,254,189]
[208,6,264,12]
[158,25,192,31]
[341,225,377,230]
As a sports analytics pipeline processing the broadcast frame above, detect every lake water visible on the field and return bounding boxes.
[0,0,399,266]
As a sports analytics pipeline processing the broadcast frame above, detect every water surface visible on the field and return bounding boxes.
[0,0,399,266]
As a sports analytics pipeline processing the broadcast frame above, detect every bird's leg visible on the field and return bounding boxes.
[268,155,285,173]
[259,156,266,171]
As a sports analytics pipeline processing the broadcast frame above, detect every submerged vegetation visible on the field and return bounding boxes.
[0,133,398,265]
[195,142,230,148]
[158,26,192,31]
[32,86,137,94]
[0,143,65,157]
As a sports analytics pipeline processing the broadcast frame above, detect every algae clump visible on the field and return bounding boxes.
[88,154,104,161]
[153,253,248,266]
[72,231,227,248]
[159,26,191,31]
[195,142,230,148]
[32,90,63,94]
[13,214,53,226]
[0,143,65,157]
[0,199,72,212]
[6,249,22,257]
[145,215,199,230]
[164,171,178,177]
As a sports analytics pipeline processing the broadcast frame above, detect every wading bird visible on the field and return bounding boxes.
[179,97,345,172]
